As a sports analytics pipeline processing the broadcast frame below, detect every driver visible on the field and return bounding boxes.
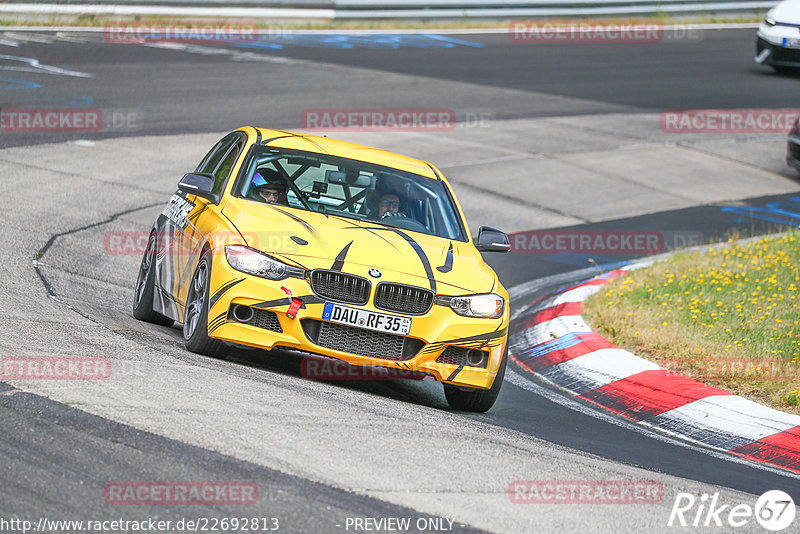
[378,192,403,219]
[250,169,288,206]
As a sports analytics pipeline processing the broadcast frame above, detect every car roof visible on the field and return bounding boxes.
[251,128,440,180]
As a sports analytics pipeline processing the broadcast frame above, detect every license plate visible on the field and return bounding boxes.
[782,38,800,49]
[322,302,412,335]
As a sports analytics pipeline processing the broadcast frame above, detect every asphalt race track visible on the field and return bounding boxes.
[1,26,799,533]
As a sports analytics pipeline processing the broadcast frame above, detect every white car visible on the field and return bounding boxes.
[756,0,800,73]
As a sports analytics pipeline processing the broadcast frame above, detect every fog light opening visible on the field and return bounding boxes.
[232,304,255,323]
[466,349,486,367]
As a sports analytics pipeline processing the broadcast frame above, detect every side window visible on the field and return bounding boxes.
[196,135,233,174]
[194,133,244,195]
[211,138,244,193]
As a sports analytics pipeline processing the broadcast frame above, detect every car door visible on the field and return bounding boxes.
[154,132,246,321]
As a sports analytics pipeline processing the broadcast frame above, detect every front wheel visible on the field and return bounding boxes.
[183,251,229,359]
[443,345,507,413]
[132,231,173,327]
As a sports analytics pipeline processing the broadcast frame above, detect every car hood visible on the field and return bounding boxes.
[771,0,800,24]
[221,198,500,295]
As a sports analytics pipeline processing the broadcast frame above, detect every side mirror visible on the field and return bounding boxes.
[475,226,511,253]
[178,172,220,204]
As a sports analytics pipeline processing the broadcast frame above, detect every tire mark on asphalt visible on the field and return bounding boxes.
[33,202,163,297]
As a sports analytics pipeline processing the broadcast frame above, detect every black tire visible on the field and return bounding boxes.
[183,251,229,359]
[443,345,507,413]
[132,231,174,327]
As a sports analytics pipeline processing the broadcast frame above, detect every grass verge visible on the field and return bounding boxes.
[583,231,800,415]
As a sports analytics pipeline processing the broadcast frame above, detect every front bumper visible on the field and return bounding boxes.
[756,24,800,67]
[204,256,508,390]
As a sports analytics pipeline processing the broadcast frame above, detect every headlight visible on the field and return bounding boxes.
[437,293,505,319]
[225,245,305,280]
[765,16,776,26]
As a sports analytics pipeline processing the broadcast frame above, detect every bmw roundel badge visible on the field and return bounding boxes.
[368,268,382,278]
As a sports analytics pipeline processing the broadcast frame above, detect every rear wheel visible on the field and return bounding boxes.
[443,345,507,413]
[132,231,173,327]
[183,251,229,359]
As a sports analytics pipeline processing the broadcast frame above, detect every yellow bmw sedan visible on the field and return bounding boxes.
[133,127,510,412]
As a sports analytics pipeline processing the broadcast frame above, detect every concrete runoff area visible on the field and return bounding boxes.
[0,113,797,532]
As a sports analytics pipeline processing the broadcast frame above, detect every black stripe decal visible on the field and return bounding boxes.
[207,311,227,332]
[437,242,453,273]
[209,319,227,335]
[209,310,227,324]
[271,206,321,240]
[447,365,464,381]
[424,340,502,355]
[351,226,436,292]
[209,278,245,309]
[391,228,436,292]
[252,297,292,309]
[187,203,208,223]
[441,327,507,345]
[296,294,326,307]
[209,317,226,332]
[252,294,325,310]
[331,241,353,272]
[263,135,292,145]
[342,225,402,251]
[425,327,508,353]
[347,224,479,293]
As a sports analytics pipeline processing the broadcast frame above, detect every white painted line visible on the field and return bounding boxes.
[143,42,310,65]
[506,231,800,472]
[543,348,661,393]
[0,54,92,77]
[524,315,591,344]
[650,395,800,444]
[550,284,603,305]
[3,31,53,43]
[506,367,800,480]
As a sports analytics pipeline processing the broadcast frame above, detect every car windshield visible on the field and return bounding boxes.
[235,147,466,241]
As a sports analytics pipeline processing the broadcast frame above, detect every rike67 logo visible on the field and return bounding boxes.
[669,490,796,531]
